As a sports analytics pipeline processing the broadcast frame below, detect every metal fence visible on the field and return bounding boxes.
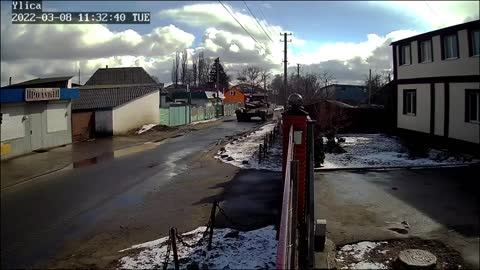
[276,125,297,269]
[159,103,240,127]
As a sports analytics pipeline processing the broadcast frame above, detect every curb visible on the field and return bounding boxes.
[314,163,477,172]
[1,162,72,192]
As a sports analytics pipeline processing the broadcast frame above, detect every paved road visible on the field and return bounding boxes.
[315,166,480,268]
[1,120,263,269]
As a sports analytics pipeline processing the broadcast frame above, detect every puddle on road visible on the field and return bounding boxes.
[72,142,164,169]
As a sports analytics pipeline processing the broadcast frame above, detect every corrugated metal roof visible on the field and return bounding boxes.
[72,85,159,110]
[84,67,157,86]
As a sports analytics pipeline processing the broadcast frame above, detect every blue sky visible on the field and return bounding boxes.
[1,1,479,86]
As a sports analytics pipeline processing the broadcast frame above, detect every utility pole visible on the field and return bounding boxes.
[263,74,267,103]
[368,68,371,105]
[297,63,300,94]
[216,58,220,117]
[281,33,292,105]
[78,68,81,85]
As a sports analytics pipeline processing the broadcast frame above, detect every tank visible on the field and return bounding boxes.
[235,95,273,122]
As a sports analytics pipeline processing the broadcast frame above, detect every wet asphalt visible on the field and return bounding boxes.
[1,120,263,269]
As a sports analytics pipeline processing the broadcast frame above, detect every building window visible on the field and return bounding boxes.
[466,90,480,123]
[1,106,26,141]
[230,91,236,96]
[443,34,459,59]
[399,44,411,65]
[403,89,416,115]
[471,30,480,56]
[419,40,433,63]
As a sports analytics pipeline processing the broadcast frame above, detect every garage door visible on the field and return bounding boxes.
[72,112,94,142]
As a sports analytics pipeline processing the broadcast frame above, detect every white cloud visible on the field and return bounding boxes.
[369,1,479,30]
[1,21,195,62]
[291,29,419,66]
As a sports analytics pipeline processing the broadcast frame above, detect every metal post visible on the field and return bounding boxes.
[259,144,263,164]
[368,68,372,105]
[170,228,179,270]
[291,160,299,270]
[306,120,316,268]
[208,201,217,250]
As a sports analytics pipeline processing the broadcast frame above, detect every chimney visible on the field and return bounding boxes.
[9,77,12,85]
[106,65,108,69]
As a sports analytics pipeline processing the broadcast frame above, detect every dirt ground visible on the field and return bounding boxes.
[336,238,464,269]
[315,166,480,269]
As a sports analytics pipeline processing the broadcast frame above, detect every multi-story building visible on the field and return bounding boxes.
[391,20,480,146]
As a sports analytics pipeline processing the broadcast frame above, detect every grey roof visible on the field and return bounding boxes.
[2,76,73,88]
[85,67,157,86]
[72,85,159,110]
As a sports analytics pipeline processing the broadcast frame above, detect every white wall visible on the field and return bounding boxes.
[397,83,431,134]
[434,83,445,136]
[113,90,160,135]
[397,30,480,79]
[449,82,480,143]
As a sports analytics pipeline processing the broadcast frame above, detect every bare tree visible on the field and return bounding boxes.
[202,57,213,85]
[239,66,263,91]
[364,70,392,105]
[171,51,180,86]
[192,55,198,87]
[180,49,188,85]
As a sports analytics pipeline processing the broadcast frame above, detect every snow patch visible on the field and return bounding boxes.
[216,122,282,171]
[322,134,478,169]
[337,241,389,270]
[339,241,387,261]
[350,262,388,269]
[117,225,277,269]
[136,124,157,134]
[191,118,218,125]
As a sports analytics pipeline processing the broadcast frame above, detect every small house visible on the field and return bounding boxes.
[71,67,161,140]
[1,76,79,159]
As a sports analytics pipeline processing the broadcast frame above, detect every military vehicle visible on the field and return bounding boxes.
[235,94,273,122]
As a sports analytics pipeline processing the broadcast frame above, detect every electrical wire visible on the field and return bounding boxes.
[218,1,267,52]
[243,0,274,43]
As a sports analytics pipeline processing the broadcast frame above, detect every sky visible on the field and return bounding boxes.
[1,1,479,87]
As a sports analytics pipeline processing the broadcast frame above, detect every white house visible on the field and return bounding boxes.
[71,67,161,140]
[391,20,480,145]
[1,77,79,159]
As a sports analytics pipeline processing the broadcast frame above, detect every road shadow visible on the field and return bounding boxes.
[193,169,282,231]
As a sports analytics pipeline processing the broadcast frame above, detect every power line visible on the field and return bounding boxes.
[257,4,279,39]
[242,1,274,43]
[218,1,267,52]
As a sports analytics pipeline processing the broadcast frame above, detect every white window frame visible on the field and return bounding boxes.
[443,34,459,59]
[404,90,416,116]
[419,40,432,63]
[466,90,480,124]
[400,44,411,65]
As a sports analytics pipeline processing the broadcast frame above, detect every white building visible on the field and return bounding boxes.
[1,77,79,159]
[71,67,161,140]
[391,20,480,145]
